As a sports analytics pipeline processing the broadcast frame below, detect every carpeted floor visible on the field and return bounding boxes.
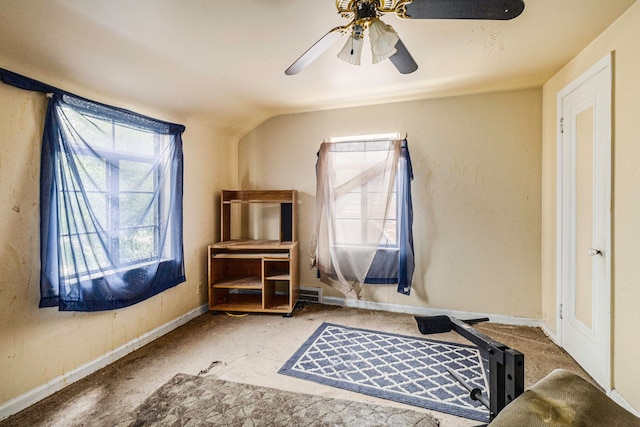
[1,304,596,427]
[119,373,440,427]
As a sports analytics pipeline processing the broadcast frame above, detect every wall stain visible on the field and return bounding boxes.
[26,268,33,297]
[1,244,25,305]
[481,25,505,60]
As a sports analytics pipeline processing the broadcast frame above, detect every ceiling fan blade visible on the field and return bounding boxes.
[389,39,418,74]
[285,27,348,75]
[404,0,525,20]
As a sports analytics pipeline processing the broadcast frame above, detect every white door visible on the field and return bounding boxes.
[557,53,612,389]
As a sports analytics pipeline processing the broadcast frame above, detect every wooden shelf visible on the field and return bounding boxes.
[222,190,295,204]
[212,252,289,260]
[211,294,263,312]
[210,240,293,254]
[264,295,292,310]
[266,274,290,281]
[212,276,262,289]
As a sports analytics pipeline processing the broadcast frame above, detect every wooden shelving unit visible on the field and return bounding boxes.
[208,190,299,316]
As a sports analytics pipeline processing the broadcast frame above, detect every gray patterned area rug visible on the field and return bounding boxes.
[119,373,440,426]
[279,322,490,423]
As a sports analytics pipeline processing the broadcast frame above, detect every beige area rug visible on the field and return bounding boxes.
[118,373,440,426]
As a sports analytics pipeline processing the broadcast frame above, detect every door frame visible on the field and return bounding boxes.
[555,52,612,390]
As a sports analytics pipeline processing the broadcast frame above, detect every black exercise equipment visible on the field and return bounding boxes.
[415,315,524,421]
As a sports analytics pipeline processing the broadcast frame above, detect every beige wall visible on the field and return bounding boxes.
[0,82,233,406]
[541,2,640,409]
[239,89,542,318]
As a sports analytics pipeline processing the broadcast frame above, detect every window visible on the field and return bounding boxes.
[58,111,169,276]
[0,68,184,311]
[333,140,398,248]
[311,136,414,298]
[40,93,186,311]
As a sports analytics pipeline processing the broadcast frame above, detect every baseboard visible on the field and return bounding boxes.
[611,390,640,417]
[321,296,543,328]
[539,320,559,345]
[0,304,209,422]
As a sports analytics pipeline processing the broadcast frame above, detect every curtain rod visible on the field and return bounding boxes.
[325,132,407,143]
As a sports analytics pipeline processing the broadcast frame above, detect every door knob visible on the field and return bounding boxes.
[587,248,603,256]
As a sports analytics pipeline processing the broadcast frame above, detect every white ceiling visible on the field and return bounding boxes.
[0,0,636,138]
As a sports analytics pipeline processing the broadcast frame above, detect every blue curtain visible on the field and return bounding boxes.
[1,68,186,311]
[364,140,415,295]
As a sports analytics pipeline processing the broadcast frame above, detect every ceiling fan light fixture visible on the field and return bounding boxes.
[372,48,397,64]
[369,18,400,63]
[337,25,365,65]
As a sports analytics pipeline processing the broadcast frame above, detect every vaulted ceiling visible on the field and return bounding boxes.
[0,0,636,138]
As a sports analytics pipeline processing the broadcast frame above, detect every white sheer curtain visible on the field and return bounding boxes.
[311,139,401,298]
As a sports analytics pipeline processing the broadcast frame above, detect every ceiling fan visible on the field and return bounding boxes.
[285,0,525,75]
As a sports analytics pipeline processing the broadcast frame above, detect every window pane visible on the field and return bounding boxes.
[364,219,397,246]
[120,193,156,227]
[366,219,385,243]
[336,192,361,219]
[335,219,361,245]
[81,232,109,270]
[335,166,363,185]
[115,125,156,156]
[86,192,108,228]
[61,233,108,275]
[60,190,102,234]
[382,220,397,246]
[61,108,113,151]
[119,227,157,263]
[120,160,154,192]
[76,155,107,192]
[60,236,75,276]
[59,192,78,234]
[367,174,389,192]
[364,140,391,151]
[367,192,396,220]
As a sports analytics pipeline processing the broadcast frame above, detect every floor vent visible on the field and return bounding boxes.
[299,286,322,304]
